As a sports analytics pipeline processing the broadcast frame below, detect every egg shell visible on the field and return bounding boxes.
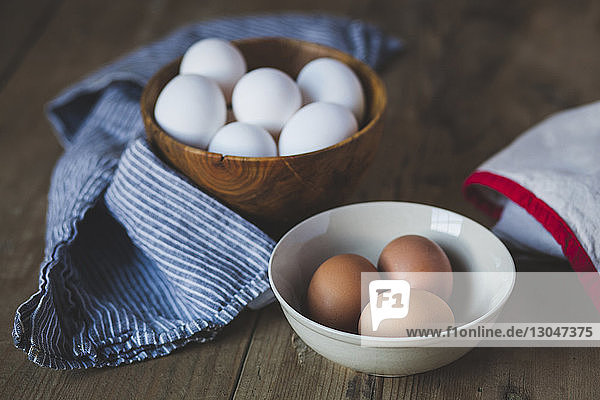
[297,57,365,123]
[278,102,358,156]
[358,289,455,337]
[180,38,246,103]
[232,67,302,136]
[307,254,377,333]
[208,122,278,157]
[154,74,226,149]
[377,235,453,301]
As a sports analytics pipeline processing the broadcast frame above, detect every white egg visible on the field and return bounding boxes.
[297,57,365,122]
[278,102,358,156]
[180,38,246,102]
[208,122,278,157]
[154,74,226,149]
[232,68,302,137]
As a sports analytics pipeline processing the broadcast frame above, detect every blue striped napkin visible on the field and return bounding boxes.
[13,14,402,369]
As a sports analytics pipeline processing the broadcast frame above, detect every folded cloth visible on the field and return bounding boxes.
[13,14,402,369]
[463,101,600,274]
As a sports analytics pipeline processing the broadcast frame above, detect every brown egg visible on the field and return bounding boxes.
[377,235,453,301]
[307,254,377,333]
[358,289,455,337]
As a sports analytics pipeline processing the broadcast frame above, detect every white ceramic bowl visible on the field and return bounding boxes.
[268,201,516,376]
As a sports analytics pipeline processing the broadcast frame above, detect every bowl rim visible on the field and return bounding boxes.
[141,36,387,162]
[268,201,517,344]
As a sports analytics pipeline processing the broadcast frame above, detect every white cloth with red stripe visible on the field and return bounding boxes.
[464,101,600,273]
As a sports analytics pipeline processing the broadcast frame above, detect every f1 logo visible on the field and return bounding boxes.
[369,280,411,331]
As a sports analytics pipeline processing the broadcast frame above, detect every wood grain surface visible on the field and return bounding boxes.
[2,0,600,399]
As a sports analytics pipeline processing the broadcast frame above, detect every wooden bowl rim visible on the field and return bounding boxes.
[141,37,387,163]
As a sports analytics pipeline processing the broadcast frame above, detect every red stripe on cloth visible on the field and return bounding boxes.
[463,171,600,309]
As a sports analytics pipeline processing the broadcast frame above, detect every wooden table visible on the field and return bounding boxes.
[2,0,600,398]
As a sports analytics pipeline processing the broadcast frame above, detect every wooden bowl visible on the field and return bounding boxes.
[141,37,386,234]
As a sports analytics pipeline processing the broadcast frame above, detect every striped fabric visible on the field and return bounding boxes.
[13,14,402,369]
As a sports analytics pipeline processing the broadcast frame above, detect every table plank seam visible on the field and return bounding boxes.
[229,310,261,400]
